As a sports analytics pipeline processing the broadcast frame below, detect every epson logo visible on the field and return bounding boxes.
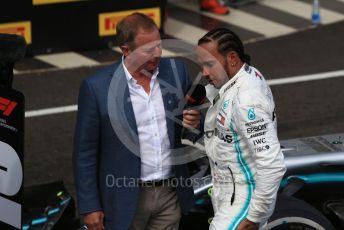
[247,123,268,134]
[0,141,22,228]
[205,128,233,143]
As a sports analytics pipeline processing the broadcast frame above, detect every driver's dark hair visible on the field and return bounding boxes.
[116,12,158,48]
[198,28,251,65]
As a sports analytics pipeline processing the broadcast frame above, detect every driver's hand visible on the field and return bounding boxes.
[237,218,259,230]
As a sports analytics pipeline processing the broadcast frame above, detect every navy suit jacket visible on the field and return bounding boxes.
[73,58,195,229]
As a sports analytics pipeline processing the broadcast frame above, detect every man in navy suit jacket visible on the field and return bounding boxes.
[73,13,200,230]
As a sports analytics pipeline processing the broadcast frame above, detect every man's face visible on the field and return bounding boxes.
[127,28,162,73]
[197,41,229,89]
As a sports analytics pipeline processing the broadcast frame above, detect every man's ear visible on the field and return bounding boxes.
[120,45,130,56]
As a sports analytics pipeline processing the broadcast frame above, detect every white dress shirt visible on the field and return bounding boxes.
[122,59,173,182]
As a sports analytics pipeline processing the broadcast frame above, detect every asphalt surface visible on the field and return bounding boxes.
[12,20,344,218]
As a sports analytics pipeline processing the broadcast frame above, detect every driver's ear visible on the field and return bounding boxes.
[226,51,237,67]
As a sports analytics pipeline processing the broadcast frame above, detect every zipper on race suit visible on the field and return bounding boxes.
[227,166,235,205]
[213,160,236,205]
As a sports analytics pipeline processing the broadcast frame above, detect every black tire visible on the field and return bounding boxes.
[266,195,335,230]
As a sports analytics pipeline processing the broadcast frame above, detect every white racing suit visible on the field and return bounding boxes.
[204,64,286,230]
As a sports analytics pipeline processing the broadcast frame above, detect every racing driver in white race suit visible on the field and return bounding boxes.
[197,28,286,230]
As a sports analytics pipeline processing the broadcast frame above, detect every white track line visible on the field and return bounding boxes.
[164,18,209,45]
[174,2,296,38]
[267,69,344,85]
[25,69,344,118]
[261,0,344,25]
[36,52,100,69]
[25,105,77,118]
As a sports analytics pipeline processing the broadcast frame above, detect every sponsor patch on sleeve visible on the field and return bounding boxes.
[216,112,226,126]
[222,100,229,110]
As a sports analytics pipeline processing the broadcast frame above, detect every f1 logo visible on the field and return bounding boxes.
[0,97,17,116]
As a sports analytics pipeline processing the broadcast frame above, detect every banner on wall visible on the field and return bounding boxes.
[99,7,161,37]
[0,1,163,55]
[0,21,31,44]
[32,0,86,6]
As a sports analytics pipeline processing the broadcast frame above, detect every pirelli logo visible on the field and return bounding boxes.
[33,0,85,5]
[0,21,31,44]
[99,7,161,37]
[0,97,17,117]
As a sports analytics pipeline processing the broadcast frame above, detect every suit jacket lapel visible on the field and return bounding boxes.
[157,59,182,148]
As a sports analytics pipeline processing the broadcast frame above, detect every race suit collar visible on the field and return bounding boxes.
[218,63,247,97]
[206,63,248,105]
